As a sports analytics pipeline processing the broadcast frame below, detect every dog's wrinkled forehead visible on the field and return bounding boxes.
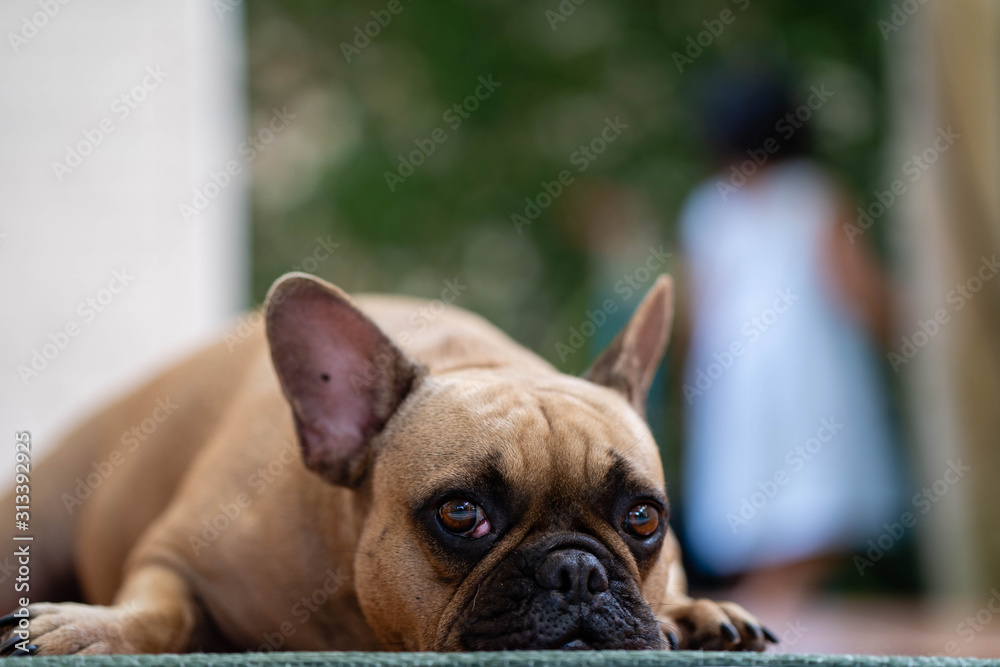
[383,371,664,503]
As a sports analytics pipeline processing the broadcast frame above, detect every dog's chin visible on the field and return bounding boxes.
[456,587,666,651]
[458,606,665,651]
[460,620,665,651]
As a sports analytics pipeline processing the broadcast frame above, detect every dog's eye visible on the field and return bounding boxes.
[438,499,491,538]
[624,503,660,538]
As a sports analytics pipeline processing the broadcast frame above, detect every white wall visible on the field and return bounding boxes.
[0,1,249,484]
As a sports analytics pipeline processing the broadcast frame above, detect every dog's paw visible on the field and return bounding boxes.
[0,602,141,656]
[658,598,777,652]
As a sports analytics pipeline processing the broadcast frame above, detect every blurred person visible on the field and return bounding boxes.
[677,64,903,607]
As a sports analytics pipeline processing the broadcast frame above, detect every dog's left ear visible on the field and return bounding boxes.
[584,274,673,415]
[265,273,420,488]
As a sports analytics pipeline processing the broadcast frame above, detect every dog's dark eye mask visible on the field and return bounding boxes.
[410,451,668,568]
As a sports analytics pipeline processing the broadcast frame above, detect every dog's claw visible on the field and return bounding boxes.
[0,635,21,655]
[745,623,762,641]
[0,633,26,655]
[665,630,679,651]
[762,626,779,644]
[720,622,739,642]
[8,644,37,657]
[0,612,26,629]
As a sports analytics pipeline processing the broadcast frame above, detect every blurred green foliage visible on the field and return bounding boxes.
[247,0,886,325]
[245,0,889,519]
[246,0,918,590]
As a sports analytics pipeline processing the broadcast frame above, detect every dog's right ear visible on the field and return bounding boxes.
[584,274,673,416]
[265,273,420,488]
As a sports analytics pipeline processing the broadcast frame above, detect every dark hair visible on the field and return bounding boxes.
[694,64,811,163]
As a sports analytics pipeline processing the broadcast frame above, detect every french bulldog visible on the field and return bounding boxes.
[0,273,774,655]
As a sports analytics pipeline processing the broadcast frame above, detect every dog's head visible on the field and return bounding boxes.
[265,274,675,651]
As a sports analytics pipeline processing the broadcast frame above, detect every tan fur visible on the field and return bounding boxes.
[0,276,767,655]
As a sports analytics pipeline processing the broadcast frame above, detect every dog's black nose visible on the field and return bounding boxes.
[535,549,609,603]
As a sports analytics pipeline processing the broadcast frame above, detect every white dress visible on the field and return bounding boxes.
[680,160,902,575]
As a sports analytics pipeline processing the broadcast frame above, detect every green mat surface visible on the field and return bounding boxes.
[14,653,993,667]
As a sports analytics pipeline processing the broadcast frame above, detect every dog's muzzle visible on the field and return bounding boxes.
[457,533,665,651]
